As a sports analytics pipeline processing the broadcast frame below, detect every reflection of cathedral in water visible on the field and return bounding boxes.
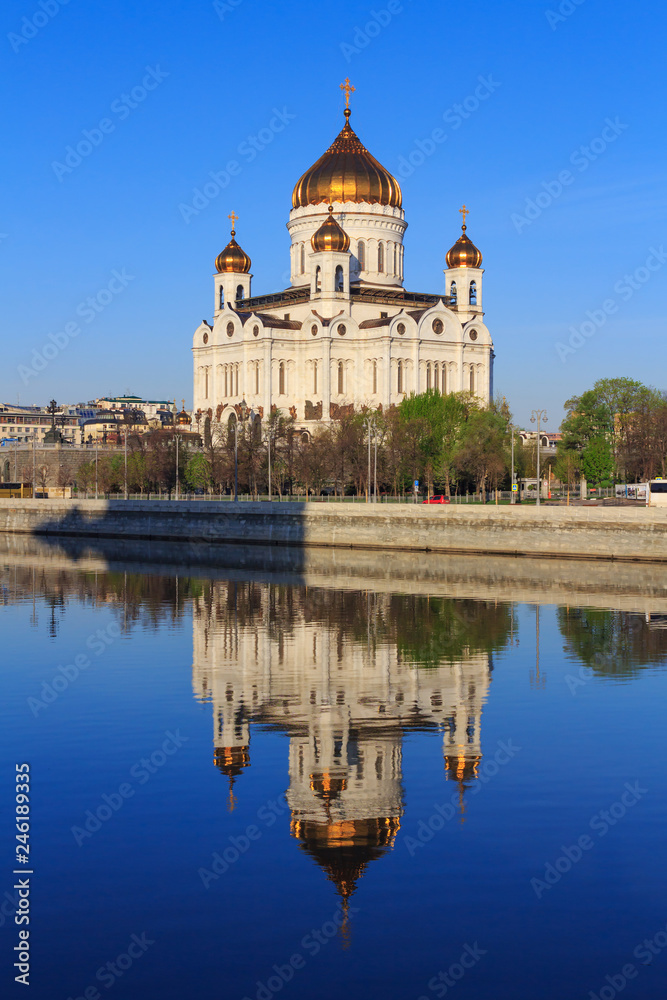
[191,583,493,908]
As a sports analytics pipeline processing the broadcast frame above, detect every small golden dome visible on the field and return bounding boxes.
[293,108,402,209]
[176,399,191,425]
[215,225,251,274]
[311,206,351,253]
[446,224,483,269]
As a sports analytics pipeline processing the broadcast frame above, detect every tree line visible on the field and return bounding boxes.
[51,375,666,498]
[71,390,521,498]
[555,377,667,486]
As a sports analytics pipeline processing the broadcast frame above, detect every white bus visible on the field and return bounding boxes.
[648,479,667,506]
[615,480,667,505]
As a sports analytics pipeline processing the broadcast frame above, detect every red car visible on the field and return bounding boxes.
[422,495,451,504]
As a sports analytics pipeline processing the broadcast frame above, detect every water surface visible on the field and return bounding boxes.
[2,543,666,1000]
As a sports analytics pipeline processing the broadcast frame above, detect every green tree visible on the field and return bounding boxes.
[580,434,613,484]
[454,408,508,496]
[558,389,613,484]
[185,452,211,491]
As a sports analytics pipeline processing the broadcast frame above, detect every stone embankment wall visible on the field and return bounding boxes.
[2,498,667,562]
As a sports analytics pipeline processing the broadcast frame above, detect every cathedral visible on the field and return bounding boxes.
[192,81,494,433]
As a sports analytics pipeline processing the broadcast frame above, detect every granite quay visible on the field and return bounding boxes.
[2,499,667,562]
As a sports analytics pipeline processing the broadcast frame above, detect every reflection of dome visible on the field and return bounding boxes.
[292,109,402,209]
[215,229,251,273]
[444,753,481,785]
[309,771,348,802]
[311,207,351,253]
[291,816,400,904]
[446,224,483,269]
[215,745,250,813]
[214,745,250,778]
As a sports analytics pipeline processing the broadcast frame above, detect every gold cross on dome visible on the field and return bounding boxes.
[340,78,356,107]
[228,210,239,232]
[459,205,469,227]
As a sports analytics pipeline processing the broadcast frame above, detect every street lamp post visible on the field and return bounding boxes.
[530,410,548,507]
[234,400,249,502]
[32,435,36,497]
[124,427,128,500]
[509,422,515,504]
[175,434,181,500]
[95,437,98,500]
[362,416,376,503]
[266,424,276,502]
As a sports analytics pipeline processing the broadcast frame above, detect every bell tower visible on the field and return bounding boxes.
[443,206,484,321]
[214,212,252,316]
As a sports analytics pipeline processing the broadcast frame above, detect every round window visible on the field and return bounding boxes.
[253,325,259,337]
[469,329,478,341]
[397,322,406,335]
[226,322,234,337]
[432,319,444,335]
[202,332,208,344]
[337,324,347,336]
[311,324,318,336]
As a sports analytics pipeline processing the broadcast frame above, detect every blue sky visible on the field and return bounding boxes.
[1,0,665,427]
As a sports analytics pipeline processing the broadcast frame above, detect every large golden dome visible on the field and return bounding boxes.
[292,108,402,210]
[311,206,351,252]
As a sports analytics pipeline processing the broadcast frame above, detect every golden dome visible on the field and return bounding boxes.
[176,399,191,425]
[446,223,483,269]
[311,206,351,253]
[215,225,251,274]
[293,108,402,209]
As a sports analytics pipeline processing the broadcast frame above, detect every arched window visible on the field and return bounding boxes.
[204,368,209,398]
[469,280,477,305]
[442,365,447,395]
[236,285,244,301]
[397,359,403,394]
[426,362,431,391]
[224,366,228,397]
[469,366,475,393]
[337,361,344,396]
[235,364,239,396]
[357,240,365,271]
[219,286,224,308]
[372,360,377,395]
[378,242,384,273]
[279,362,286,395]
[393,244,398,275]
[315,266,321,292]
[450,281,457,305]
[335,265,344,292]
[255,362,259,395]
[300,244,306,274]
[434,362,439,391]
[313,361,318,395]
